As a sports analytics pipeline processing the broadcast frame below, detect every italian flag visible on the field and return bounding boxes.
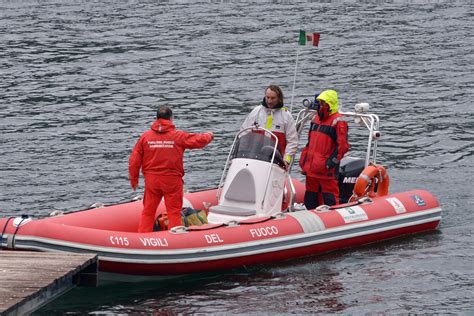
[299,30,320,47]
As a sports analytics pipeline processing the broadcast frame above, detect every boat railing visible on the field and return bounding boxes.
[218,102,380,212]
[283,102,380,211]
[293,102,380,169]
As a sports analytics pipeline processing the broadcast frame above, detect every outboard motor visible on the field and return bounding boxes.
[338,157,366,203]
[208,128,287,223]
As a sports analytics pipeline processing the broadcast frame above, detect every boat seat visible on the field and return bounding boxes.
[223,168,256,203]
[209,205,257,216]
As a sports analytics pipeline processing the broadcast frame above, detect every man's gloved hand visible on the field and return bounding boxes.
[326,157,339,169]
[130,178,138,191]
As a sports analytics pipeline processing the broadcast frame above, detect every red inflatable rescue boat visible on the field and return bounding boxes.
[0,104,442,281]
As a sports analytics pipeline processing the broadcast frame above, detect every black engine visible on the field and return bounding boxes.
[338,157,366,203]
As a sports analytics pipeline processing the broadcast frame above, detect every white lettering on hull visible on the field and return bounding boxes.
[109,236,130,246]
[205,234,224,244]
[139,237,169,247]
[249,226,279,238]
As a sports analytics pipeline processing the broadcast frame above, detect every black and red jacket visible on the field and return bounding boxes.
[299,112,349,179]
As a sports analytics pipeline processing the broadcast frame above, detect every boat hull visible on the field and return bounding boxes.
[100,220,438,276]
[0,187,441,277]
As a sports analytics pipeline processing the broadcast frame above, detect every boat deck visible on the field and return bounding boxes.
[0,251,98,315]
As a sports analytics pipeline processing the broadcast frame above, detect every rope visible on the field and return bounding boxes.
[10,216,29,250]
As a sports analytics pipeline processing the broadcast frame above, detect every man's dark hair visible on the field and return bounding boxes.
[157,106,173,120]
[266,85,284,105]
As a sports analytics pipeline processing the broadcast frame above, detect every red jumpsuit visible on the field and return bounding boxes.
[299,112,349,208]
[129,119,213,232]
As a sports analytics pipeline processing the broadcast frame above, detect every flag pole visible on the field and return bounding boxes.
[289,31,319,114]
[289,45,300,114]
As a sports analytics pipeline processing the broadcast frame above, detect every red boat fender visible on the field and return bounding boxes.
[351,164,390,201]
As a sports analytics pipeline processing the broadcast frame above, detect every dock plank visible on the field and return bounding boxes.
[0,251,97,316]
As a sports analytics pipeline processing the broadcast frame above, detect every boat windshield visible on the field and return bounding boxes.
[230,130,285,168]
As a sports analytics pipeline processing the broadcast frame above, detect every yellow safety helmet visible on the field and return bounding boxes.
[316,90,339,115]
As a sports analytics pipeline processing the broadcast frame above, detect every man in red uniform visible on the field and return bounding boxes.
[299,90,349,209]
[129,106,213,232]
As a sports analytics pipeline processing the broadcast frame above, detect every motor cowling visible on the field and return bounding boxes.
[338,157,366,204]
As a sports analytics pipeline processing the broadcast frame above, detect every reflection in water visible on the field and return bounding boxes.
[37,259,350,315]
[26,197,474,315]
[38,233,447,314]
[261,262,348,313]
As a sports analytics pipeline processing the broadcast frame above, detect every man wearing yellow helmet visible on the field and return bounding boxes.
[299,90,350,208]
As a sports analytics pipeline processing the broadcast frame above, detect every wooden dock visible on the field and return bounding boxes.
[0,251,98,316]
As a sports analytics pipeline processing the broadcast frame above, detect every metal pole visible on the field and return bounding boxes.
[289,45,301,113]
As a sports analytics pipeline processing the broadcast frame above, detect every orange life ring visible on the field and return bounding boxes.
[350,164,390,201]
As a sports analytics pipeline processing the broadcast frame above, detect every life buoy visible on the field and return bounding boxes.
[350,164,390,201]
